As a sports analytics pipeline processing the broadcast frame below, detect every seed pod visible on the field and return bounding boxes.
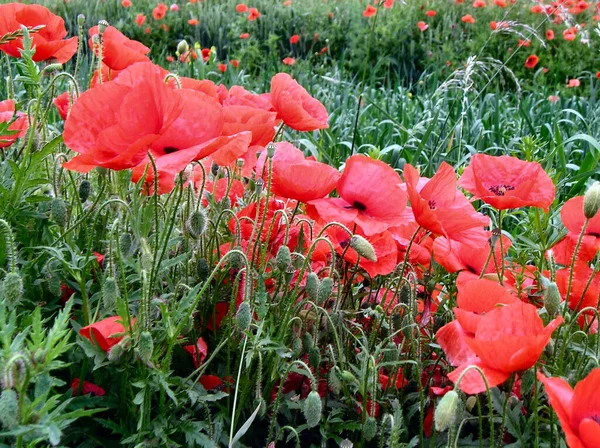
[308,347,320,369]
[544,282,561,317]
[118,232,133,257]
[302,332,314,352]
[363,416,378,441]
[236,301,251,330]
[317,277,334,304]
[584,181,600,219]
[78,180,91,202]
[0,390,18,429]
[2,272,23,306]
[306,272,319,301]
[137,331,154,364]
[303,390,322,428]
[434,390,461,432]
[77,14,85,26]
[186,208,208,239]
[349,235,377,262]
[102,277,119,311]
[196,258,209,281]
[51,198,68,227]
[266,142,276,158]
[275,245,292,272]
[98,20,109,34]
[254,178,264,196]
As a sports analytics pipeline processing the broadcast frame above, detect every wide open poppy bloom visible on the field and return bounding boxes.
[222,105,277,147]
[256,142,340,203]
[525,54,540,69]
[88,25,150,71]
[0,3,78,64]
[444,301,562,394]
[404,163,490,248]
[0,99,29,148]
[459,154,555,211]
[307,155,407,236]
[80,316,133,352]
[270,73,328,131]
[538,369,600,448]
[363,4,377,17]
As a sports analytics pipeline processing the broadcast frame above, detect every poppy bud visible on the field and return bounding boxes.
[236,158,244,169]
[210,162,219,177]
[196,258,209,281]
[228,246,245,270]
[31,348,46,366]
[544,282,561,317]
[108,335,130,363]
[303,390,322,428]
[2,272,23,306]
[308,347,320,368]
[329,368,343,395]
[0,390,18,429]
[140,238,153,272]
[275,245,292,272]
[302,332,314,352]
[266,142,276,158]
[98,20,109,34]
[236,301,251,330]
[46,274,61,297]
[465,396,477,412]
[137,331,154,364]
[186,208,208,239]
[583,181,600,219]
[363,416,378,441]
[434,390,461,432]
[177,39,189,55]
[43,63,63,73]
[51,198,68,227]
[77,14,86,26]
[341,370,357,383]
[306,272,319,301]
[4,354,29,391]
[119,232,133,258]
[79,180,91,202]
[102,277,119,311]
[383,342,398,363]
[349,235,377,262]
[292,337,303,357]
[317,277,333,304]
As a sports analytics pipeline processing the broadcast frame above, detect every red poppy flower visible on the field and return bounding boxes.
[417,21,429,32]
[0,4,78,64]
[494,0,507,6]
[135,14,146,27]
[222,105,277,147]
[152,3,168,20]
[473,0,486,7]
[383,0,394,8]
[71,379,106,396]
[188,19,198,26]
[240,32,250,39]
[184,337,208,369]
[363,4,377,17]
[459,154,555,211]
[462,14,476,24]
[403,163,490,247]
[446,301,562,394]
[236,4,248,13]
[222,86,274,111]
[53,92,73,120]
[282,57,295,65]
[122,0,132,7]
[270,73,328,131]
[195,175,245,207]
[89,25,150,72]
[568,79,581,88]
[218,63,227,72]
[257,142,340,203]
[426,9,437,16]
[538,369,600,448]
[199,375,225,390]
[0,99,29,148]
[248,7,261,21]
[525,54,539,69]
[546,29,555,40]
[561,196,600,245]
[307,155,407,236]
[290,34,300,44]
[80,316,133,352]
[230,59,239,68]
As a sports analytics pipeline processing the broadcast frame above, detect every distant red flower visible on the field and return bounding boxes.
[282,57,295,65]
[289,34,300,44]
[0,3,78,64]
[230,59,239,68]
[383,0,394,8]
[426,9,437,16]
[525,54,539,69]
[218,63,227,72]
[473,0,486,7]
[403,163,490,247]
[0,99,29,148]
[89,25,150,71]
[135,13,146,27]
[71,379,106,396]
[248,7,261,20]
[459,154,555,211]
[240,32,250,39]
[122,0,132,7]
[153,3,168,20]
[184,337,208,369]
[270,73,328,131]
[531,4,544,13]
[307,155,407,236]
[417,21,429,32]
[538,369,600,448]
[257,142,340,203]
[568,79,581,87]
[494,0,507,6]
[445,301,563,394]
[188,19,198,26]
[462,14,476,24]
[170,3,179,11]
[283,0,293,5]
[80,316,133,352]
[236,3,248,13]
[546,29,555,40]
[363,4,377,17]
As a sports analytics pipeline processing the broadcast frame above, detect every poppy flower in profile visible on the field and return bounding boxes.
[445,301,563,394]
[363,4,377,17]
[80,316,133,352]
[184,337,208,369]
[135,14,146,27]
[473,0,486,7]
[248,7,261,20]
[290,34,300,44]
[0,99,29,148]
[152,3,168,20]
[383,0,394,8]
[53,91,74,120]
[417,21,429,32]
[240,32,250,39]
[459,154,555,211]
[0,3,78,64]
[403,163,490,248]
[257,142,340,203]
[282,57,295,65]
[538,369,600,448]
[461,14,476,24]
[546,29,555,40]
[122,0,132,7]
[222,105,277,147]
[188,19,198,26]
[236,4,248,13]
[494,0,507,6]
[426,10,437,16]
[71,379,106,396]
[567,79,581,88]
[307,155,407,236]
[89,25,150,71]
[270,73,328,131]
[525,54,539,69]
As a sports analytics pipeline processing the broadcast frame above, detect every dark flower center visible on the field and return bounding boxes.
[488,184,515,196]
[428,200,437,210]
[163,147,179,154]
[591,415,600,424]
[352,201,367,212]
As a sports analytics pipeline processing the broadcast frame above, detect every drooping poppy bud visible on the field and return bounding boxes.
[236,301,251,330]
[350,235,377,262]
[363,416,378,441]
[186,208,208,239]
[308,347,320,368]
[137,331,154,364]
[118,232,133,257]
[544,282,561,316]
[434,390,461,432]
[2,272,23,306]
[303,390,322,428]
[102,277,119,311]
[51,198,68,228]
[275,245,292,272]
[317,277,333,304]
[79,180,91,202]
[306,273,319,301]
[583,181,600,219]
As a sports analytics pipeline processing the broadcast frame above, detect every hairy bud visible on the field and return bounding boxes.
[584,181,600,219]
[275,245,292,272]
[186,208,208,239]
[137,331,154,364]
[236,301,251,330]
[119,232,133,258]
[306,272,319,301]
[317,277,334,304]
[79,180,91,202]
[102,277,119,312]
[349,235,377,262]
[51,198,68,227]
[434,390,461,432]
[363,416,378,441]
[2,272,23,306]
[544,282,561,317]
[303,390,322,428]
[0,390,18,429]
[308,347,321,369]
